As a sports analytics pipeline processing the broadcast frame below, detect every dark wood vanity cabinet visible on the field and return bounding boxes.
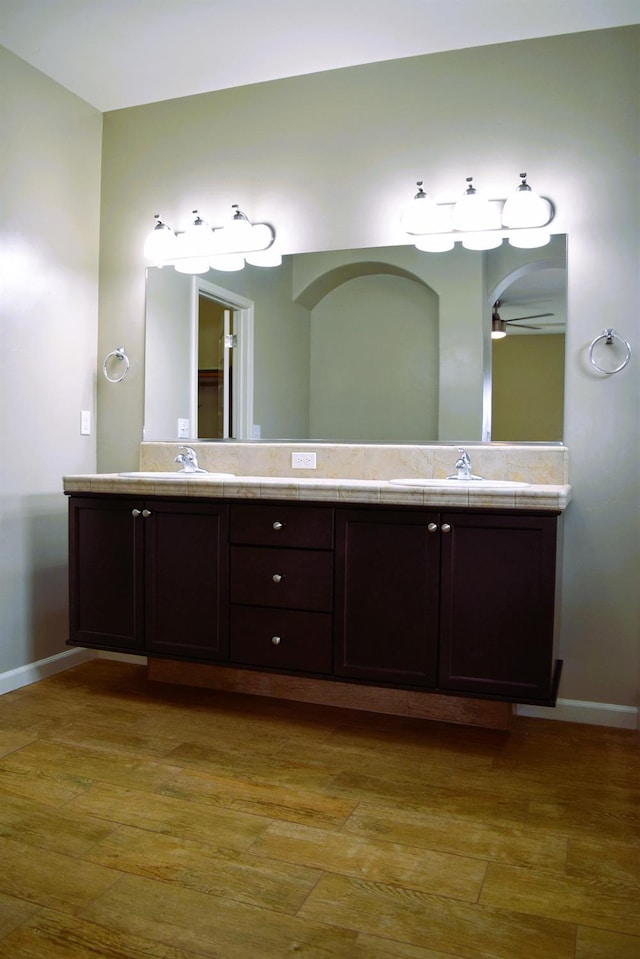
[334,508,440,686]
[68,494,560,706]
[229,504,334,675]
[334,508,558,701]
[437,511,558,700]
[68,496,228,660]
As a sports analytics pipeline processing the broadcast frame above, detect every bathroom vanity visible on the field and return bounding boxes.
[65,448,570,728]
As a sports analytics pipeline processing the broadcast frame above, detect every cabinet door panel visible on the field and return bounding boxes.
[68,496,145,651]
[230,546,333,611]
[145,502,229,660]
[230,606,332,674]
[438,512,557,699]
[334,509,439,686]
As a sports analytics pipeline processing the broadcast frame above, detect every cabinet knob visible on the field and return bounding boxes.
[131,508,142,517]
[142,509,151,518]
[272,521,284,530]
[441,523,451,533]
[272,573,283,583]
[427,522,438,533]
[271,635,281,646]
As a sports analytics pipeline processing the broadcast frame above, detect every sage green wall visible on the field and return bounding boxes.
[98,27,639,711]
[0,46,102,674]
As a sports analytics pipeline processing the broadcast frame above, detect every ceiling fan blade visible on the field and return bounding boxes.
[505,312,554,323]
[508,323,542,330]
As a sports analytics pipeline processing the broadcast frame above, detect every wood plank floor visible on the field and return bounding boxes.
[0,660,638,959]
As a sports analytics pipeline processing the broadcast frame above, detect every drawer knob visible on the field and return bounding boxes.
[427,522,438,532]
[131,508,141,517]
[271,635,281,646]
[272,521,284,531]
[272,573,283,583]
[441,523,451,533]
[142,509,151,518]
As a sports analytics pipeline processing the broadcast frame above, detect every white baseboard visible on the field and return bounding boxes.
[0,647,96,696]
[1,652,636,730]
[0,648,148,696]
[517,698,638,729]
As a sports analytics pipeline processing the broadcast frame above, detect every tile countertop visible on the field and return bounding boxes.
[62,474,572,511]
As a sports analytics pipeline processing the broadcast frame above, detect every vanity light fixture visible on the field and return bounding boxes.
[143,214,179,265]
[452,177,501,234]
[144,205,278,274]
[401,173,554,253]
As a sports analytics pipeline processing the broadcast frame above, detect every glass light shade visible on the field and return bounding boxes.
[173,255,211,274]
[143,219,178,266]
[508,229,551,249]
[462,231,503,251]
[502,180,550,228]
[176,213,216,258]
[209,253,245,271]
[414,233,455,253]
[452,181,500,232]
[491,328,507,340]
[401,190,444,235]
[244,222,275,253]
[245,247,282,267]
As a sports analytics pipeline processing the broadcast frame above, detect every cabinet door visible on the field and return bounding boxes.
[144,501,229,660]
[334,508,440,686]
[68,496,144,652]
[438,512,557,700]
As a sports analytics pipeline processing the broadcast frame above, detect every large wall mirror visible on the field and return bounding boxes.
[144,236,566,444]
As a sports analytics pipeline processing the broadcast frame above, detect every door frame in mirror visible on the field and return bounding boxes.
[194,278,254,440]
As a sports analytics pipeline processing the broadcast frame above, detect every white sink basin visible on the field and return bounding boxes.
[389,478,530,489]
[118,471,235,479]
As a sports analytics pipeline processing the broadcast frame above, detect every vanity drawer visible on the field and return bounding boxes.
[230,546,333,611]
[230,504,334,549]
[230,606,332,674]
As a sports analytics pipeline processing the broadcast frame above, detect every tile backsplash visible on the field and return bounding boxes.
[139,442,569,486]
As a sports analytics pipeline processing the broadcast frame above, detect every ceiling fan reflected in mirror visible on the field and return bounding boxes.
[491,300,554,339]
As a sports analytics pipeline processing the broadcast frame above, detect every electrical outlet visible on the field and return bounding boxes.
[291,451,316,469]
[177,418,190,438]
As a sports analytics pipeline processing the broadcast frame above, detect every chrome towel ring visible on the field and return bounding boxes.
[103,347,130,383]
[588,328,631,375]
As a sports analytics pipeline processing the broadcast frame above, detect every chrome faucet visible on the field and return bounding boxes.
[447,448,483,481]
[174,446,208,473]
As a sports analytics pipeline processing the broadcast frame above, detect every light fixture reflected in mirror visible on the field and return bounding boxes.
[402,173,554,254]
[144,204,278,273]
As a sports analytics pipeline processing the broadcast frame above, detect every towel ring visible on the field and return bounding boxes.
[103,347,130,383]
[588,328,631,375]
